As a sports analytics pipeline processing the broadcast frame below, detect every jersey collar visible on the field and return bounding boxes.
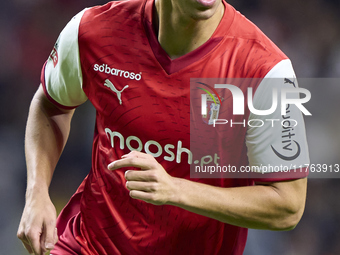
[142,0,235,75]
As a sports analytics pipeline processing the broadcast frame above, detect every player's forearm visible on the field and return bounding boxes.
[25,86,74,198]
[109,151,307,230]
[168,177,307,231]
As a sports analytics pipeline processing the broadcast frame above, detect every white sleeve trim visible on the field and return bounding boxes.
[246,59,310,173]
[43,9,88,107]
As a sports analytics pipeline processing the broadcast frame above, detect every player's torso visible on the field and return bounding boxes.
[74,1,285,254]
[77,0,284,177]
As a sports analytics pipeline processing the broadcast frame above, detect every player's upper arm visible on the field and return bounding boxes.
[33,85,75,117]
[246,59,310,181]
[41,9,88,109]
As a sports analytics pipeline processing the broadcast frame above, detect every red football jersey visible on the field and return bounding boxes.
[41,0,309,254]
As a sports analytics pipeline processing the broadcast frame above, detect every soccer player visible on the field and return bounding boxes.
[17,0,309,254]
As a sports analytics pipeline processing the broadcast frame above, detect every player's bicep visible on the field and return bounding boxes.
[33,85,75,118]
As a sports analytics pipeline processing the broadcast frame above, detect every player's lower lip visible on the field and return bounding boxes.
[196,0,217,7]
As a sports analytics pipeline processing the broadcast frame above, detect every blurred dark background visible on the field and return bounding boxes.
[1,0,339,254]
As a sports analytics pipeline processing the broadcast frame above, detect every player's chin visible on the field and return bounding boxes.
[195,0,218,8]
[191,0,222,19]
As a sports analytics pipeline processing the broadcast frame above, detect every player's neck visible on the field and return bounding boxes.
[154,0,224,60]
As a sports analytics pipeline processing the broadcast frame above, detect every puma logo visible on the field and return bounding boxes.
[104,79,129,105]
[284,78,296,88]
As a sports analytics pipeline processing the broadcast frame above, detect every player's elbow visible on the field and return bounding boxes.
[273,210,303,231]
[269,200,305,231]
[262,178,307,231]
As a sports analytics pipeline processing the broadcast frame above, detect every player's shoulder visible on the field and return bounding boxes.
[221,3,288,77]
[228,4,286,58]
[82,0,145,22]
[78,0,145,41]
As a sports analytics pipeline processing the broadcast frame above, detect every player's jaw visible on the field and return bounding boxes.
[158,0,223,21]
[191,0,222,20]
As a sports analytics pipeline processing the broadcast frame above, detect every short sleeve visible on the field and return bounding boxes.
[246,59,310,181]
[41,9,88,109]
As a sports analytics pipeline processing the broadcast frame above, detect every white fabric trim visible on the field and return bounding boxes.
[44,9,88,107]
[246,59,310,173]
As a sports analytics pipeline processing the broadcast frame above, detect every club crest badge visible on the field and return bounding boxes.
[202,94,222,125]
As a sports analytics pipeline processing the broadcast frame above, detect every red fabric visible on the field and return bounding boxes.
[52,177,87,254]
[45,0,305,254]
